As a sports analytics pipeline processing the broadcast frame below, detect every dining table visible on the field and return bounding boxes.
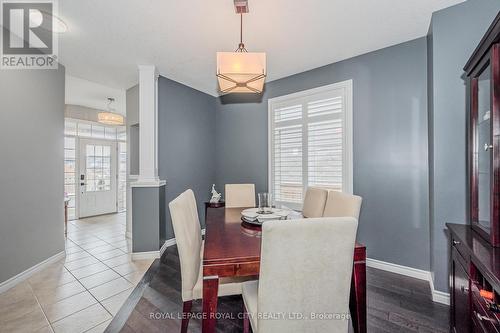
[201,206,367,333]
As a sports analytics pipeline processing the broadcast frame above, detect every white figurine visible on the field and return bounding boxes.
[210,184,222,203]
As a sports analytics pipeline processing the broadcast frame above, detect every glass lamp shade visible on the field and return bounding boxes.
[98,112,124,125]
[216,52,266,94]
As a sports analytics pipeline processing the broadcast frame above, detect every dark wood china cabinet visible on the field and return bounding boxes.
[467,14,500,247]
[448,12,500,333]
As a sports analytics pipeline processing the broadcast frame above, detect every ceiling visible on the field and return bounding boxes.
[65,75,126,115]
[59,0,464,97]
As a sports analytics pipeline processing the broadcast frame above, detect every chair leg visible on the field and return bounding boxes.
[243,304,250,333]
[181,300,192,333]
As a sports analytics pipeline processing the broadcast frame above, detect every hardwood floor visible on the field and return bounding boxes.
[106,246,449,333]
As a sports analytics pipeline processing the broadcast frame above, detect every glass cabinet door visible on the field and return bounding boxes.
[476,64,492,232]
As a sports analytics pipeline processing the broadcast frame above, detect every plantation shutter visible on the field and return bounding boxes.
[270,83,351,208]
[307,95,344,191]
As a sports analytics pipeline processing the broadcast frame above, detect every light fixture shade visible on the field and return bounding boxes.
[217,52,266,94]
[98,112,124,125]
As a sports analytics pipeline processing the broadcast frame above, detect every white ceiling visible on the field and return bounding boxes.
[59,0,464,97]
[65,75,126,115]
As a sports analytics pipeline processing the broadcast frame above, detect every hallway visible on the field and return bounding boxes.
[0,213,153,333]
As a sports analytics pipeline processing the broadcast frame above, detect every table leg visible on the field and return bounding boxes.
[202,276,219,333]
[350,259,367,333]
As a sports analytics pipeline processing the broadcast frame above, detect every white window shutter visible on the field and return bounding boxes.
[269,81,353,207]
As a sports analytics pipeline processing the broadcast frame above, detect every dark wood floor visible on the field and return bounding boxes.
[105,246,449,333]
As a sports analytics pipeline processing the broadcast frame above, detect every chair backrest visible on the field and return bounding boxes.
[168,189,202,302]
[225,183,256,208]
[323,190,363,221]
[257,217,358,333]
[302,187,328,218]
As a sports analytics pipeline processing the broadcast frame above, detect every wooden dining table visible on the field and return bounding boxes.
[202,206,367,333]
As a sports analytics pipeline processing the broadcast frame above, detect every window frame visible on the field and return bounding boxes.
[267,80,353,209]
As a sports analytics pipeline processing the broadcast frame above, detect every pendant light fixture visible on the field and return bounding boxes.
[216,0,266,94]
[98,98,124,125]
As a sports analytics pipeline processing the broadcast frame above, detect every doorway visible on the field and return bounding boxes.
[79,138,117,217]
[64,118,127,220]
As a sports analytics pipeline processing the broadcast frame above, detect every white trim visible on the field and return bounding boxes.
[161,239,176,255]
[137,65,160,184]
[343,79,353,194]
[133,237,180,260]
[366,258,431,281]
[131,251,160,260]
[0,251,65,294]
[429,273,450,305]
[126,231,132,239]
[366,258,450,305]
[130,179,166,188]
[431,290,450,306]
[157,229,205,252]
[267,80,354,209]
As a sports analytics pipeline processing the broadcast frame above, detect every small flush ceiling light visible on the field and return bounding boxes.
[216,0,266,94]
[98,98,124,125]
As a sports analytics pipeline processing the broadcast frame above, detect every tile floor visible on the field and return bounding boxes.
[0,213,154,333]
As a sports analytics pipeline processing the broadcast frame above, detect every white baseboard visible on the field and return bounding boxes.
[133,238,179,260]
[157,229,205,253]
[366,258,431,281]
[160,238,176,255]
[131,251,160,260]
[366,258,450,305]
[429,273,450,305]
[0,251,65,294]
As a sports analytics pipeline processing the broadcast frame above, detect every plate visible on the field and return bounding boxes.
[242,216,263,225]
[257,214,281,222]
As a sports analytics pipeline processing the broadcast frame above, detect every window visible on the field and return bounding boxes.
[85,144,112,192]
[268,80,353,208]
[118,142,127,212]
[64,137,77,219]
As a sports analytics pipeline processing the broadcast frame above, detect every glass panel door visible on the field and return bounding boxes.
[477,64,492,231]
[79,138,117,218]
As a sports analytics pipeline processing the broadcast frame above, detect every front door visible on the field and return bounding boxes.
[79,138,117,218]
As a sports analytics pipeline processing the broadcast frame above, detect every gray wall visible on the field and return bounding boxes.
[126,84,139,175]
[131,185,165,252]
[0,67,65,284]
[215,37,431,271]
[158,76,216,239]
[427,0,500,292]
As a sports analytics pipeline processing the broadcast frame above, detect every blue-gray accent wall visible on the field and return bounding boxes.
[0,67,66,284]
[215,37,431,271]
[427,0,500,292]
[158,76,217,239]
[131,185,165,252]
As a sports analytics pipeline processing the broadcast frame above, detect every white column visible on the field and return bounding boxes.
[134,65,164,186]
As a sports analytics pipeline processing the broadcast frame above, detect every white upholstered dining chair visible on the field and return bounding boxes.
[242,217,358,333]
[169,189,251,333]
[225,183,256,208]
[323,190,363,221]
[302,187,328,217]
